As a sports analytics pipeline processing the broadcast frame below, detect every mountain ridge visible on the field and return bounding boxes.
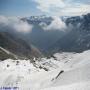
[0,31,43,60]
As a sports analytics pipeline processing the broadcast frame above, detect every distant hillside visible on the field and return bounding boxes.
[49,13,90,54]
[21,16,65,52]
[0,32,42,60]
[0,47,17,60]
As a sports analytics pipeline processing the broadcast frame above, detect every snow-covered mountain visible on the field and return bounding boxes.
[21,16,66,53]
[0,50,90,90]
[20,13,90,55]
[0,13,90,90]
[49,13,90,54]
[22,15,53,25]
[1,14,90,55]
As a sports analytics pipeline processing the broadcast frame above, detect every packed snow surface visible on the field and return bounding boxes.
[0,50,90,90]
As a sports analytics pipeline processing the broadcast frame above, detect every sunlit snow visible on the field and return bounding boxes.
[0,50,90,90]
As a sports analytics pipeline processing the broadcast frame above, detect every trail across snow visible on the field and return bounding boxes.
[0,50,90,90]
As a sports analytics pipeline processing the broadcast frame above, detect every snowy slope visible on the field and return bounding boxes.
[0,59,45,90]
[0,50,90,90]
[41,50,90,90]
[42,81,90,90]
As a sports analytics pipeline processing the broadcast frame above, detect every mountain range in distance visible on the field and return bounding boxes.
[0,13,90,60]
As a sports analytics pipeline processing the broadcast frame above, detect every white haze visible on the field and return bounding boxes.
[0,15,33,33]
[40,16,67,32]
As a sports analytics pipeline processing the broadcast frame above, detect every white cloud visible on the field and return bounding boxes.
[12,20,33,33]
[61,4,90,16]
[40,16,67,31]
[35,0,65,12]
[0,16,33,33]
[34,0,90,16]
[0,16,8,23]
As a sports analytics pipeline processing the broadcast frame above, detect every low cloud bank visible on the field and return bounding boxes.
[40,16,67,32]
[0,15,33,33]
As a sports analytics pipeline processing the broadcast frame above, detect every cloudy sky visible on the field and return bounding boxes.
[0,0,90,16]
